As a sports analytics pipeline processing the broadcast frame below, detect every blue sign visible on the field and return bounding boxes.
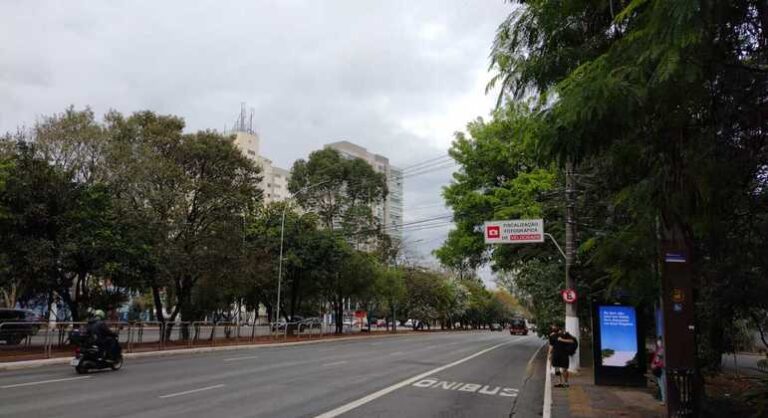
[665,252,686,263]
[598,306,639,367]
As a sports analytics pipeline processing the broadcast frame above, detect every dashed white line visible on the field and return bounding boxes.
[158,384,226,399]
[389,351,404,356]
[323,361,348,367]
[314,341,513,418]
[1,376,91,389]
[223,355,259,362]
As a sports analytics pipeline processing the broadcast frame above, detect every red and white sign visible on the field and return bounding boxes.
[484,220,544,244]
[561,289,577,304]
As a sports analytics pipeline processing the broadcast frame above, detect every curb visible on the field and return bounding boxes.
[0,330,448,372]
[543,355,552,418]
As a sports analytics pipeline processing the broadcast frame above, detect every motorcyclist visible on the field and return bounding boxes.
[86,309,118,361]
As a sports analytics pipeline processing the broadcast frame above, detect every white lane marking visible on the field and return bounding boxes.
[423,344,440,350]
[369,342,382,346]
[159,384,226,399]
[1,376,91,389]
[224,355,259,362]
[314,341,512,418]
[389,351,404,356]
[323,361,348,367]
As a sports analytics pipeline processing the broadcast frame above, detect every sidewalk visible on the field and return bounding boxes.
[551,367,665,418]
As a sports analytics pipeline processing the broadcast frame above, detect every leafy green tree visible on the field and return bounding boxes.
[0,143,132,319]
[485,0,768,372]
[435,103,567,331]
[106,111,262,323]
[245,202,332,322]
[402,268,454,330]
[373,265,407,332]
[289,148,388,245]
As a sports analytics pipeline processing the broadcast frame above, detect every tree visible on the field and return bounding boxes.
[485,0,768,373]
[289,148,388,245]
[245,202,332,322]
[373,265,406,332]
[0,143,134,319]
[435,103,567,331]
[106,111,262,323]
[402,268,454,330]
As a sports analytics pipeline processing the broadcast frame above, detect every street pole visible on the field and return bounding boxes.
[275,205,288,327]
[565,159,580,371]
[275,180,330,331]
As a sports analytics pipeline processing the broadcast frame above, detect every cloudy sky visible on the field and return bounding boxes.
[1,1,511,285]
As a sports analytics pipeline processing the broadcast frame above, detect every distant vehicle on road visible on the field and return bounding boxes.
[509,319,528,335]
[489,323,503,331]
[0,308,40,345]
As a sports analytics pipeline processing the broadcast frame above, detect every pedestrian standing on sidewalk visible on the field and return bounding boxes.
[549,325,577,388]
[651,337,666,405]
[553,328,577,388]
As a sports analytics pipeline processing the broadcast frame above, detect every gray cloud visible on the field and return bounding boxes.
[0,0,509,286]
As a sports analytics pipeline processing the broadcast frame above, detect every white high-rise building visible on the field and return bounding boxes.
[324,141,404,241]
[232,131,291,203]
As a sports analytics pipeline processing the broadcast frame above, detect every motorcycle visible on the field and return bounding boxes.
[69,329,123,374]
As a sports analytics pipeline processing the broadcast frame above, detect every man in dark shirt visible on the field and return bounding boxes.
[550,328,576,388]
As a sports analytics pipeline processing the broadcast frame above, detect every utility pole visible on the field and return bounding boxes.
[565,159,580,371]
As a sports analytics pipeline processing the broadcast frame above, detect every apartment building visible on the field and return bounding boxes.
[232,131,291,203]
[324,141,404,241]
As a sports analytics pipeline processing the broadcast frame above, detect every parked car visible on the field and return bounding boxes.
[271,316,304,332]
[509,319,528,335]
[0,309,40,345]
[300,317,322,327]
[489,323,503,331]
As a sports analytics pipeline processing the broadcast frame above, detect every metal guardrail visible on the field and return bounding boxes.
[0,319,337,361]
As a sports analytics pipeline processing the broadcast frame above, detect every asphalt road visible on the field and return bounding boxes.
[0,331,543,418]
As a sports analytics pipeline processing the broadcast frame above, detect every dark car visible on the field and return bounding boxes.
[509,319,528,335]
[0,309,41,345]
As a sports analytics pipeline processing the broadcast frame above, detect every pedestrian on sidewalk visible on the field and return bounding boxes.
[549,325,577,388]
[651,337,666,405]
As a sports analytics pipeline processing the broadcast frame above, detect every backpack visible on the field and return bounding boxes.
[566,335,578,356]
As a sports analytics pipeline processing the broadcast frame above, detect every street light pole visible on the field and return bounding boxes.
[275,180,330,328]
[275,206,288,326]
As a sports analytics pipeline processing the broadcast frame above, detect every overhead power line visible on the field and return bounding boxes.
[399,154,451,171]
[400,157,453,174]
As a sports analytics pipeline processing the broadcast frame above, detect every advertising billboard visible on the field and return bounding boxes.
[598,306,638,367]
